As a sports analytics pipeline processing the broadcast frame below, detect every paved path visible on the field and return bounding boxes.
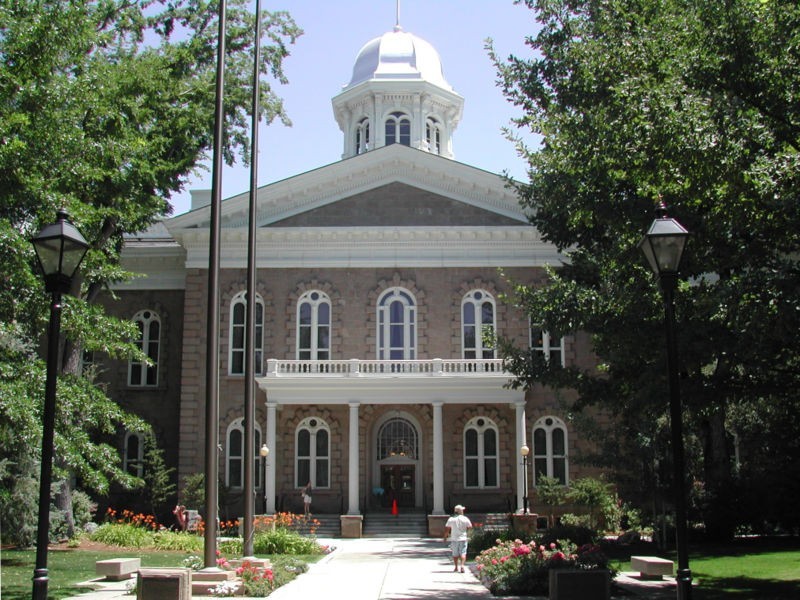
[74,537,676,599]
[74,537,493,600]
[269,537,492,600]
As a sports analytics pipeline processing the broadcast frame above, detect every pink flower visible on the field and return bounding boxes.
[549,542,556,550]
[512,544,531,556]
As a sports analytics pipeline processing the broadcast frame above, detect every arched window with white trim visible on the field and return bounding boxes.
[377,417,418,460]
[297,290,331,360]
[226,418,264,489]
[123,431,144,477]
[129,310,160,387]
[464,417,499,488]
[462,290,496,359]
[229,291,264,376]
[355,117,370,154]
[532,416,568,485]
[385,112,411,146]
[377,288,416,360]
[425,118,442,154]
[296,417,330,488]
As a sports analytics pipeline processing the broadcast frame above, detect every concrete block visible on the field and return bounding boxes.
[137,567,192,600]
[95,558,141,581]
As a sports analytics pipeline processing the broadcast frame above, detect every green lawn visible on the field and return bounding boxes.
[0,547,319,600]
[611,538,800,599]
[688,538,800,599]
[0,548,190,599]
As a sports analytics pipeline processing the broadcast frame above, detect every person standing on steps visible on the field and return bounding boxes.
[443,504,472,573]
[301,481,313,517]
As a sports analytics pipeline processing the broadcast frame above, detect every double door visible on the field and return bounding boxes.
[380,465,415,508]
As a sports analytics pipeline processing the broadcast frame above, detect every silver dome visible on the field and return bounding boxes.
[345,26,452,91]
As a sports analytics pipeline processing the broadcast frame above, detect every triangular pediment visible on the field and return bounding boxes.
[270,182,522,227]
[168,144,529,232]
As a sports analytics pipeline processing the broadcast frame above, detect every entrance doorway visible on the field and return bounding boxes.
[380,465,415,508]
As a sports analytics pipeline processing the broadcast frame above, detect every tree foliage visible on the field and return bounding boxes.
[0,0,300,544]
[493,0,800,538]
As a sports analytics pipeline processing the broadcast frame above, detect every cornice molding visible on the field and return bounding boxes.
[173,226,562,269]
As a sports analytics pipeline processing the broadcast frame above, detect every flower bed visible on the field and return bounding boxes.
[474,538,611,597]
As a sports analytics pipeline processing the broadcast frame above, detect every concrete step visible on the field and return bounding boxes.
[289,513,341,538]
[363,511,428,537]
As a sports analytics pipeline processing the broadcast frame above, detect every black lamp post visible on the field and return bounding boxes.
[260,444,270,514]
[30,209,89,600]
[638,202,692,600]
[520,444,530,515]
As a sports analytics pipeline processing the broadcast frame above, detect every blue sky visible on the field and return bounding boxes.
[169,0,538,215]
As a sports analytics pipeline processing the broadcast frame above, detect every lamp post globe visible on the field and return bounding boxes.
[30,210,89,600]
[638,202,692,600]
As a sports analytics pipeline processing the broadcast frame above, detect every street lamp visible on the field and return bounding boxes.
[638,202,692,600]
[30,209,89,600]
[260,444,270,514]
[520,444,530,515]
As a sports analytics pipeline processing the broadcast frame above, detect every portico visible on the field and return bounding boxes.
[256,358,527,534]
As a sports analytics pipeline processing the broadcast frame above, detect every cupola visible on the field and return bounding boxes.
[332,24,464,160]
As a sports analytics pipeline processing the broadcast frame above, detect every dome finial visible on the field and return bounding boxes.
[394,0,402,32]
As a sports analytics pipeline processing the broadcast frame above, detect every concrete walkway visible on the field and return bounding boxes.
[73,537,493,600]
[73,537,677,599]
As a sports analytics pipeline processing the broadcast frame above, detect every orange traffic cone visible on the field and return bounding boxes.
[391,499,398,516]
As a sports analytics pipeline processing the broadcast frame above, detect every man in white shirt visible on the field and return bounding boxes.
[443,504,473,573]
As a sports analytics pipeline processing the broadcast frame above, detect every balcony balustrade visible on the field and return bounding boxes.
[265,358,508,378]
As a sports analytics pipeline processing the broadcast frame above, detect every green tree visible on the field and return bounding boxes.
[0,0,300,543]
[493,0,800,539]
[534,475,566,528]
[141,433,176,519]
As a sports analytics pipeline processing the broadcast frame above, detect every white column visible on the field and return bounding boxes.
[432,401,445,515]
[348,402,360,515]
[265,401,277,514]
[515,400,527,514]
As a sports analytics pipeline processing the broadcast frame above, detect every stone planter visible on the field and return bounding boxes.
[548,568,610,600]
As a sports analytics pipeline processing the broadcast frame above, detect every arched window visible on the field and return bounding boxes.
[355,117,370,154]
[297,290,331,360]
[532,416,568,485]
[123,431,144,477]
[377,288,416,360]
[464,417,499,488]
[462,290,496,359]
[425,118,442,154]
[296,417,330,488]
[226,418,264,489]
[377,417,418,460]
[129,310,160,387]
[385,112,411,146]
[229,291,264,376]
[530,320,564,367]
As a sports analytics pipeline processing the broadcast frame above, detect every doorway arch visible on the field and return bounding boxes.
[373,412,423,509]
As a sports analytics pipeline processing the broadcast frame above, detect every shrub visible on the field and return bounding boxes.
[468,526,532,557]
[90,522,154,548]
[539,521,597,547]
[71,489,97,531]
[153,530,203,552]
[566,477,621,532]
[236,560,274,596]
[474,538,612,596]
[253,527,322,555]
